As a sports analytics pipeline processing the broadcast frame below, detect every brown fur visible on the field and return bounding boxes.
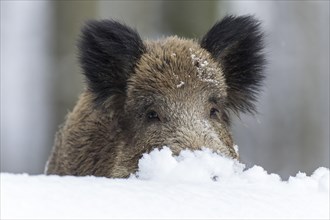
[46,37,238,178]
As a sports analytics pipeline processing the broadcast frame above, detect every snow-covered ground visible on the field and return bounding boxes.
[1,147,329,219]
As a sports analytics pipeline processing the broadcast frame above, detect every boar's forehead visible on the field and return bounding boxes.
[127,37,227,104]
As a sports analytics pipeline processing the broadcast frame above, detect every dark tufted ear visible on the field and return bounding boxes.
[201,15,265,114]
[78,20,145,105]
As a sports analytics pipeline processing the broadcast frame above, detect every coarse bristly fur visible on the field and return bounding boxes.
[46,15,266,178]
[201,15,265,114]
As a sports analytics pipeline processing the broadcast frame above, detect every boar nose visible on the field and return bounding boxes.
[170,137,206,153]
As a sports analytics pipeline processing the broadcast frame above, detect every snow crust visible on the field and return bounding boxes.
[189,47,220,86]
[1,147,329,219]
[176,81,185,88]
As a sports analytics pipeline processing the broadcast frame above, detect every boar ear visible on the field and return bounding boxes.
[78,20,145,105]
[201,15,265,113]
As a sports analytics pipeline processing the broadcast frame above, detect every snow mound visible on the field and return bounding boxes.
[1,147,329,219]
[134,147,244,182]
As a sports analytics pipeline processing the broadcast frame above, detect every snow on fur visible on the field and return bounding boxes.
[1,147,329,219]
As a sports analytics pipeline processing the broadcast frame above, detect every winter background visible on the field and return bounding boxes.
[1,1,329,219]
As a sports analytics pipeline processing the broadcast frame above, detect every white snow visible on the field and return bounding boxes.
[189,48,220,86]
[1,147,329,219]
[176,81,185,88]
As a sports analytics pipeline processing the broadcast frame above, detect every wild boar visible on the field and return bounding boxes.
[46,15,265,178]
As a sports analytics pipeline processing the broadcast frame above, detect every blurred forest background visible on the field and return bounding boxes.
[1,0,329,179]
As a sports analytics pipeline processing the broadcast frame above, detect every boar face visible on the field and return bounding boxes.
[122,38,236,157]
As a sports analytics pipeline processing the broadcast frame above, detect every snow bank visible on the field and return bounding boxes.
[1,147,329,219]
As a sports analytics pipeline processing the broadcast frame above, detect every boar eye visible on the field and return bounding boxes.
[146,110,160,121]
[210,107,219,118]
